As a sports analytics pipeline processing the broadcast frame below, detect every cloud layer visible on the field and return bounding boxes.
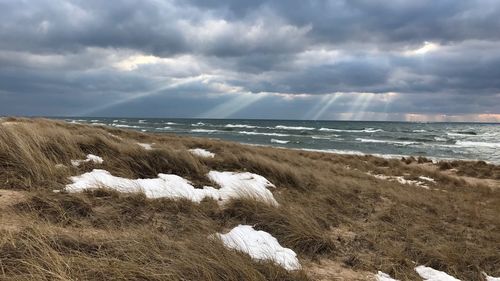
[0,0,499,121]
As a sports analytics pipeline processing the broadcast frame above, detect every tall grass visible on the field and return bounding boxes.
[0,118,499,280]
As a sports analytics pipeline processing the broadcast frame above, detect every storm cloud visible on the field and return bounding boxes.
[0,0,499,121]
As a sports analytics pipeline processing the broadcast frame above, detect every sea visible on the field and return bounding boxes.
[60,118,500,164]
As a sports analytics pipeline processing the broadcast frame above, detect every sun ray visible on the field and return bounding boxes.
[312,93,343,120]
[352,93,375,120]
[199,93,267,118]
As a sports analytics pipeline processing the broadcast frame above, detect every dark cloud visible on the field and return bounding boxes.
[0,0,499,120]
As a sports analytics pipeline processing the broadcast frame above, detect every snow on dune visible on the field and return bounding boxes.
[71,154,103,167]
[189,148,215,158]
[215,225,301,271]
[376,271,399,281]
[66,169,278,205]
[208,171,278,206]
[485,273,500,281]
[65,169,219,202]
[137,143,153,150]
[368,173,430,189]
[415,266,460,281]
[419,176,436,183]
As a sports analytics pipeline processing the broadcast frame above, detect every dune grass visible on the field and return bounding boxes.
[0,117,499,280]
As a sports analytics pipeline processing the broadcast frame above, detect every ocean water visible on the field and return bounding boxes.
[62,118,500,164]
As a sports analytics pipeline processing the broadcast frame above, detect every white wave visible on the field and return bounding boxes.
[275,125,315,130]
[155,126,172,130]
[271,139,290,144]
[112,124,140,128]
[319,127,383,133]
[67,119,87,122]
[434,137,447,142]
[412,129,427,133]
[364,128,384,133]
[319,128,343,132]
[356,138,418,145]
[301,148,366,156]
[225,124,257,129]
[311,136,331,140]
[166,122,179,125]
[191,122,205,127]
[446,132,477,137]
[191,129,219,133]
[138,120,146,123]
[239,131,290,137]
[456,140,500,148]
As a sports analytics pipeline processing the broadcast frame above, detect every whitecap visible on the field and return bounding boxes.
[275,125,315,130]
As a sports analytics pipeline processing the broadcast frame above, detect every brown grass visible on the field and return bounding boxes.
[438,160,500,180]
[0,117,499,280]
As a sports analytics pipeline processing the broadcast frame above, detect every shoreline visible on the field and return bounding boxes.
[54,116,500,165]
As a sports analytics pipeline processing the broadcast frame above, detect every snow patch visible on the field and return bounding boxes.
[368,173,430,189]
[71,154,103,167]
[65,169,219,202]
[376,271,399,281]
[418,176,436,183]
[66,169,278,205]
[137,143,153,150]
[208,171,278,206]
[415,266,460,281]
[484,273,500,281]
[189,148,215,158]
[214,225,301,271]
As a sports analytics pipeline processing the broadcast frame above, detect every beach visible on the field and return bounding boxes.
[0,117,499,280]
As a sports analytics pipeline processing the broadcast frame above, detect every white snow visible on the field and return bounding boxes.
[65,169,278,205]
[376,271,399,281]
[137,143,153,150]
[214,225,301,271]
[484,273,500,281]
[189,148,215,158]
[419,176,436,183]
[208,171,278,206]
[368,173,430,189]
[415,266,460,281]
[65,169,219,202]
[71,154,104,167]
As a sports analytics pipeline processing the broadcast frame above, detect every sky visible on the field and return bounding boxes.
[0,0,499,122]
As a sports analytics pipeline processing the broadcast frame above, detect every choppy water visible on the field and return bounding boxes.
[62,118,500,164]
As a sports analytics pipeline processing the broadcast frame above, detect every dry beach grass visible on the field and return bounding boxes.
[0,118,499,280]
